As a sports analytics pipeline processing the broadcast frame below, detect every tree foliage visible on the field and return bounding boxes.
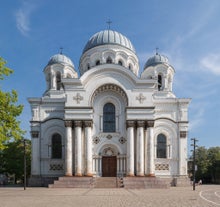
[190,146,220,184]
[0,139,31,183]
[0,57,24,149]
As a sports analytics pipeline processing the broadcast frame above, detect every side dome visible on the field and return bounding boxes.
[47,53,74,67]
[144,53,169,69]
[83,30,136,54]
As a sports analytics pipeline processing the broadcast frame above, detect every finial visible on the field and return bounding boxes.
[106,19,112,30]
[156,47,159,55]
[60,47,63,54]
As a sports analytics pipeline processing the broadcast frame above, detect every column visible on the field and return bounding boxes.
[74,121,82,176]
[144,127,148,175]
[136,121,145,176]
[179,131,188,176]
[31,131,40,175]
[64,120,73,176]
[147,120,155,176]
[126,120,135,176]
[84,120,93,176]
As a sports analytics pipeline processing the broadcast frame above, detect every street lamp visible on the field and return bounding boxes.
[191,138,198,191]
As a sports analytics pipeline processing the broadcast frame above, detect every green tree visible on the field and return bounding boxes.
[207,147,220,183]
[0,139,31,183]
[0,57,24,150]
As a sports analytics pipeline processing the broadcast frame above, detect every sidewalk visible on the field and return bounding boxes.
[0,185,219,207]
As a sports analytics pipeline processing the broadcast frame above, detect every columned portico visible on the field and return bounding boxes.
[74,121,83,176]
[85,120,93,176]
[64,120,73,176]
[126,120,135,176]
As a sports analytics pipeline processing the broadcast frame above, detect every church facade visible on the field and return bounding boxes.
[28,29,190,186]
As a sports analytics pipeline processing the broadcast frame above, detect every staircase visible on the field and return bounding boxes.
[48,177,94,188]
[94,177,122,188]
[123,177,169,189]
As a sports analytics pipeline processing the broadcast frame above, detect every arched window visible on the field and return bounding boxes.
[96,60,100,65]
[103,103,115,132]
[157,134,166,158]
[51,133,62,159]
[128,64,132,70]
[118,60,123,66]
[56,72,61,90]
[106,57,112,64]
[158,74,162,91]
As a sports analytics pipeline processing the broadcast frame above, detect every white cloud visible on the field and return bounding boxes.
[200,53,220,75]
[15,1,35,36]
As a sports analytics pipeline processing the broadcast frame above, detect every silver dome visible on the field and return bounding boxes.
[144,53,169,68]
[83,30,136,53]
[47,54,74,67]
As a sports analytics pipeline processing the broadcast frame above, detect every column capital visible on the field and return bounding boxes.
[31,131,39,138]
[137,120,145,128]
[84,120,93,128]
[73,120,82,127]
[147,120,155,128]
[126,120,136,128]
[180,131,187,138]
[64,120,72,128]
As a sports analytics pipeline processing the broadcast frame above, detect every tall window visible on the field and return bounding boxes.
[103,103,115,132]
[56,72,61,90]
[52,133,62,159]
[158,74,162,91]
[157,134,166,158]
[106,57,112,64]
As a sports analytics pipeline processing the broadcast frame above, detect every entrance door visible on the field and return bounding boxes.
[102,156,117,177]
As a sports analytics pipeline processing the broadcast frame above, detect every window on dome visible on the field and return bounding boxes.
[103,103,115,132]
[96,60,100,65]
[128,64,132,70]
[56,72,61,90]
[51,133,62,159]
[157,134,167,158]
[87,64,90,70]
[118,60,123,66]
[106,57,112,64]
[158,74,162,91]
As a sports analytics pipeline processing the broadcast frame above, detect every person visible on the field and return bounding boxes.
[198,179,202,185]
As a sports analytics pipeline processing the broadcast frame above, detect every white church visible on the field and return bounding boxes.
[28,29,191,187]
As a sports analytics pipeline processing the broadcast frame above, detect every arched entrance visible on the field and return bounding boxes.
[101,147,117,177]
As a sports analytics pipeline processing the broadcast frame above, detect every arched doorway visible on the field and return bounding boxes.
[101,147,117,177]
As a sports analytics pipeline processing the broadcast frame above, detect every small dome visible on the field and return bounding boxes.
[144,53,169,69]
[47,54,74,67]
[83,30,136,53]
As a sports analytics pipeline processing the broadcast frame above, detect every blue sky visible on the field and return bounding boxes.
[0,0,219,151]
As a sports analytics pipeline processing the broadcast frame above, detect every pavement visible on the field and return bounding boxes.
[0,185,220,207]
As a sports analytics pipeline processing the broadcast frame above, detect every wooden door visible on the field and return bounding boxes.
[102,156,117,177]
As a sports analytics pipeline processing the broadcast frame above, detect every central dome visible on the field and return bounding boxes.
[83,30,135,53]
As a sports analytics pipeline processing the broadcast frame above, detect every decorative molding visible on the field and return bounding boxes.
[31,131,39,138]
[119,137,126,144]
[74,120,82,127]
[106,134,112,139]
[137,120,145,128]
[147,120,155,128]
[155,163,169,171]
[49,164,63,171]
[136,93,146,104]
[180,131,187,138]
[91,84,128,106]
[64,120,72,127]
[73,93,83,104]
[84,120,93,128]
[126,120,136,128]
[93,137,100,144]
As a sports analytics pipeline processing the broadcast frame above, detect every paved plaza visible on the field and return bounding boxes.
[0,185,219,207]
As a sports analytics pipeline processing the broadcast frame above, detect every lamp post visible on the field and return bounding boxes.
[23,138,27,190]
[191,138,198,191]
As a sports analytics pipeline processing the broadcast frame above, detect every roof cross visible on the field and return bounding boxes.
[106,19,112,30]
[60,47,63,54]
[156,47,159,55]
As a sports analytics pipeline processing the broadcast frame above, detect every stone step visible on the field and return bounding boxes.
[123,177,169,189]
[94,177,118,188]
